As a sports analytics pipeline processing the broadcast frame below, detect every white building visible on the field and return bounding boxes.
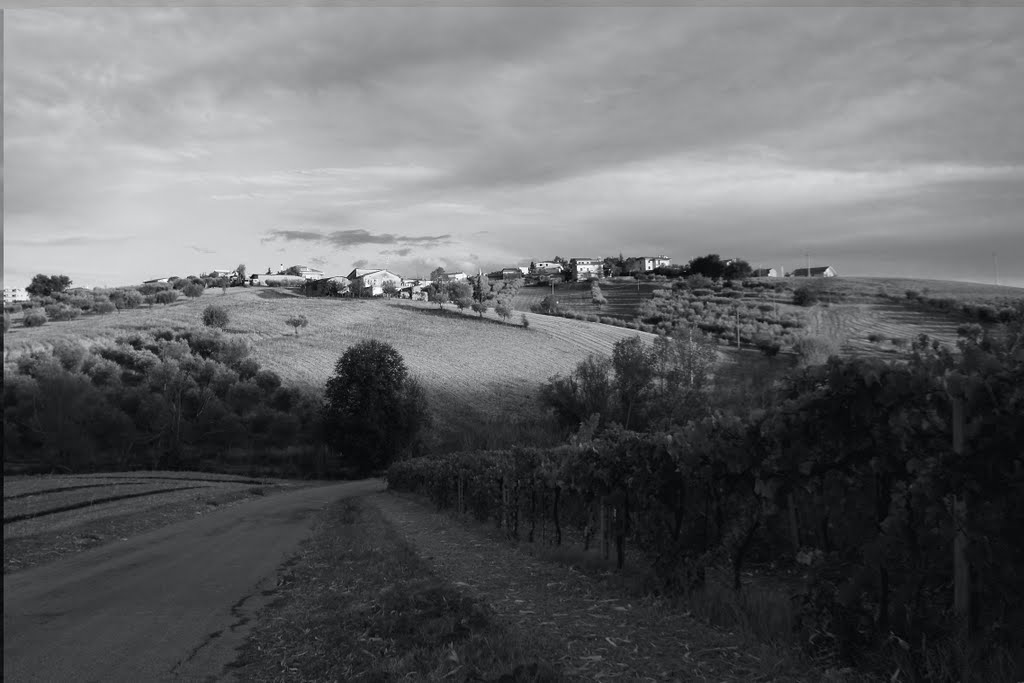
[4,288,30,304]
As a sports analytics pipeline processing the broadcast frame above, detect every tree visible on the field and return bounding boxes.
[612,336,656,430]
[684,254,727,280]
[285,266,303,276]
[285,314,309,336]
[495,301,513,322]
[183,282,206,299]
[202,305,229,329]
[382,281,399,298]
[723,259,752,280]
[471,301,489,318]
[26,274,72,297]
[155,289,179,305]
[323,340,429,474]
[431,282,450,308]
[236,264,247,285]
[450,281,472,307]
[430,266,446,283]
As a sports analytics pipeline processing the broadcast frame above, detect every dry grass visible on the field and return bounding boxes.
[2,288,660,424]
[229,497,563,682]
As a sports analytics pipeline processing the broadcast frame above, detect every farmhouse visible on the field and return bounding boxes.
[442,271,468,282]
[569,258,603,281]
[627,255,672,273]
[788,266,837,278]
[4,288,30,304]
[142,277,170,284]
[347,268,403,296]
[533,261,563,272]
[293,265,324,280]
[209,269,237,279]
[751,268,778,278]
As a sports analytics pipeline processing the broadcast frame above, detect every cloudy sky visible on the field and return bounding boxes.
[4,6,1024,289]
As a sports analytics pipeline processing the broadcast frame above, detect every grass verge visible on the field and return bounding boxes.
[228,498,565,682]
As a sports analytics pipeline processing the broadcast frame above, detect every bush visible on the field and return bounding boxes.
[92,300,117,315]
[867,333,884,343]
[23,310,47,327]
[793,335,841,366]
[521,314,530,329]
[793,286,819,307]
[905,289,920,300]
[44,304,81,321]
[202,305,230,329]
[155,290,179,305]
[183,282,206,299]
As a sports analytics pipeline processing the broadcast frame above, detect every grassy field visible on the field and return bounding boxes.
[2,288,659,428]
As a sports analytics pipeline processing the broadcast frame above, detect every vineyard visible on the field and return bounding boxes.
[388,321,1024,682]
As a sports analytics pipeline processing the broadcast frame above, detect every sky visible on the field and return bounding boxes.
[4,6,1024,289]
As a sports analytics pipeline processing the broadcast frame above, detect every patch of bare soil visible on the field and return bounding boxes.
[368,492,845,683]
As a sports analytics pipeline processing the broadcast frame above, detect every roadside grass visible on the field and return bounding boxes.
[229,498,564,682]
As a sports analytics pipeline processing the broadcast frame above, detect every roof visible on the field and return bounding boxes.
[790,266,834,276]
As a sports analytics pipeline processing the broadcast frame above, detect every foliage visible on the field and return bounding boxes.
[183,281,206,299]
[390,321,1024,680]
[3,312,10,334]
[429,266,446,283]
[471,301,489,318]
[793,285,820,307]
[4,327,328,475]
[236,263,247,283]
[521,313,530,329]
[26,274,72,297]
[155,289,180,305]
[792,334,842,367]
[495,301,513,322]
[285,314,309,336]
[382,281,399,298]
[542,332,716,433]
[44,304,81,322]
[202,305,230,329]
[322,340,429,475]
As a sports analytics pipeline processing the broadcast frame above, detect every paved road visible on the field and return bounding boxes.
[4,479,382,682]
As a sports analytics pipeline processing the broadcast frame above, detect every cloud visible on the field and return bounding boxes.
[351,259,369,269]
[263,229,452,249]
[381,248,414,257]
[190,245,215,254]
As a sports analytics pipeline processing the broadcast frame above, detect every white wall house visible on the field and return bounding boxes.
[4,288,30,304]
[570,258,603,281]
[347,268,403,296]
[628,256,672,272]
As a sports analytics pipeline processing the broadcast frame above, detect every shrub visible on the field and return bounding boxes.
[521,313,530,329]
[793,286,819,307]
[202,305,230,329]
[92,300,117,315]
[23,310,47,327]
[905,289,920,300]
[155,290,179,305]
[691,288,714,298]
[44,304,81,321]
[867,333,884,343]
[793,335,841,366]
[183,282,206,299]
[495,302,512,322]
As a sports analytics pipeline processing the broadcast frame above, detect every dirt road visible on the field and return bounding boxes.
[3,479,382,682]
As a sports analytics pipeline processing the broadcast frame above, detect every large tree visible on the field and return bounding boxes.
[429,266,446,283]
[323,340,428,474]
[26,274,72,297]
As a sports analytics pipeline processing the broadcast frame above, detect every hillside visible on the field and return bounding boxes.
[2,288,659,429]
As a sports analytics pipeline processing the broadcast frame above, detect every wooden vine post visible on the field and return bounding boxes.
[951,397,970,642]
[787,491,800,556]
